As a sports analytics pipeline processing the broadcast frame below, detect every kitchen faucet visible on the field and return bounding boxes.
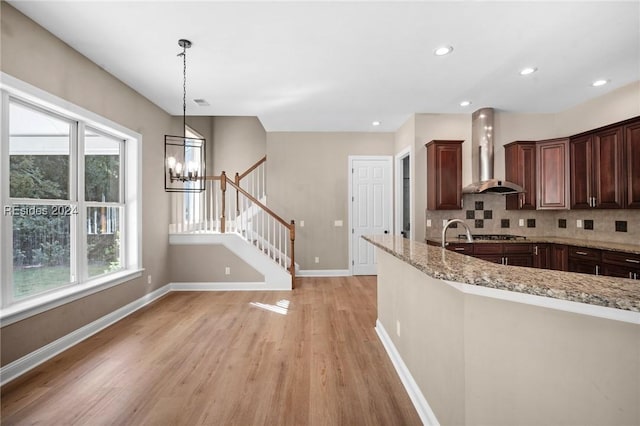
[442,219,474,247]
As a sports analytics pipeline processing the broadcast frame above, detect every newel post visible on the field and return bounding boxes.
[220,171,227,233]
[289,219,296,287]
[235,172,241,215]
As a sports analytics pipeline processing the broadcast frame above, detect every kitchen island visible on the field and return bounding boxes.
[364,235,639,426]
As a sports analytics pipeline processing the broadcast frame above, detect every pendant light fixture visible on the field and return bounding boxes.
[164,39,206,192]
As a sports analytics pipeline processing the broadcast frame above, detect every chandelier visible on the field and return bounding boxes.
[164,39,206,192]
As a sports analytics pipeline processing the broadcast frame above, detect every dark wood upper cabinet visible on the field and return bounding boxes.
[593,126,624,208]
[570,134,594,209]
[504,141,536,210]
[570,126,624,209]
[426,140,463,210]
[537,138,570,210]
[625,119,640,208]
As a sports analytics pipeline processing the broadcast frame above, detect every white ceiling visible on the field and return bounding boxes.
[8,1,640,132]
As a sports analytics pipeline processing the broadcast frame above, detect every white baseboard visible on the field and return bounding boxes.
[375,319,439,426]
[297,269,350,277]
[170,282,283,291]
[0,284,171,387]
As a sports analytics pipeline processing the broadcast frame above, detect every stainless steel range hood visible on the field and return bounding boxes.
[462,108,524,195]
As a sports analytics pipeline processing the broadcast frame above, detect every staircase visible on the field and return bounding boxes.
[168,157,297,289]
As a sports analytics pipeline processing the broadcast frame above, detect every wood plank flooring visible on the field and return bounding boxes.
[1,276,421,425]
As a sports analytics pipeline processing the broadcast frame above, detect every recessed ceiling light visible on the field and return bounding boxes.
[434,46,453,56]
[519,67,537,76]
[592,79,608,87]
[372,121,381,126]
[460,100,471,107]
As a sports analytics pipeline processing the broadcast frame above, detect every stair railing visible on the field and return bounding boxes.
[235,155,267,203]
[174,171,294,282]
[222,172,295,281]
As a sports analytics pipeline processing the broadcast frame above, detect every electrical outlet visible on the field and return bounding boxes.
[577,219,583,228]
[334,220,343,227]
[147,275,152,284]
[519,219,524,227]
[300,220,304,227]
[225,267,231,275]
[396,320,401,337]
[315,257,320,264]
[426,219,432,227]
[442,219,448,227]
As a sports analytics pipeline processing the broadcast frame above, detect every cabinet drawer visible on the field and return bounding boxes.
[602,251,640,269]
[568,246,601,261]
[473,244,503,255]
[503,243,532,254]
[446,243,473,255]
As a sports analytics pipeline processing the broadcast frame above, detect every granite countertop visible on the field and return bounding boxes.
[364,235,640,312]
[427,236,640,255]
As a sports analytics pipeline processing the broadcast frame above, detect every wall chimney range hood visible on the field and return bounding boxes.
[462,107,524,195]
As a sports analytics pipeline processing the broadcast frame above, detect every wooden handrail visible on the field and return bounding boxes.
[202,173,295,285]
[237,156,267,181]
[225,178,291,230]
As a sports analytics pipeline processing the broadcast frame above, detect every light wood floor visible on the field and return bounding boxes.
[1,276,421,425]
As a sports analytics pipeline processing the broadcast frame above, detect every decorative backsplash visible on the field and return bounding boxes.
[426,193,640,245]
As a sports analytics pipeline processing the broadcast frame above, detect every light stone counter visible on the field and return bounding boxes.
[364,235,640,312]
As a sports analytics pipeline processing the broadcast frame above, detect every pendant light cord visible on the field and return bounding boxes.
[182,42,187,139]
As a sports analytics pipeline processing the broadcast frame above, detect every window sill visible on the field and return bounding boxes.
[0,269,144,327]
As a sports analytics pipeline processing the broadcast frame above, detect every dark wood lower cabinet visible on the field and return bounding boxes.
[437,240,637,279]
[568,246,602,275]
[533,244,551,269]
[601,250,640,279]
[550,245,568,271]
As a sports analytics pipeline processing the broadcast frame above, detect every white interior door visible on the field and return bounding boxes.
[350,157,392,275]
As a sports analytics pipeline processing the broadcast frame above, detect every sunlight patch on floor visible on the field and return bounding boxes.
[249,299,290,315]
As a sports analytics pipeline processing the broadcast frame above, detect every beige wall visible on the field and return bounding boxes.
[266,132,393,270]
[169,245,262,283]
[378,249,640,426]
[212,116,266,176]
[1,3,176,365]
[554,81,640,136]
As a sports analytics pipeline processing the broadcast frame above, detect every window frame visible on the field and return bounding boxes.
[0,73,142,326]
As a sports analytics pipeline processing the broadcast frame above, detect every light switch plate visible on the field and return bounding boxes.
[334,220,343,227]
[519,219,524,227]
[577,219,583,228]
[225,267,231,275]
[426,219,432,227]
[300,220,304,227]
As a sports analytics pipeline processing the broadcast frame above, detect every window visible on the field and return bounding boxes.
[1,76,141,319]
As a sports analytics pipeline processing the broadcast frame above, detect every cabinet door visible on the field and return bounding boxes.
[625,120,640,208]
[569,259,599,275]
[426,140,463,210]
[593,126,624,208]
[533,244,551,269]
[505,254,534,267]
[505,142,536,210]
[550,245,568,271]
[537,138,569,210]
[570,135,593,209]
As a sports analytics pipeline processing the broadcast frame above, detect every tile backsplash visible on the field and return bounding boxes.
[426,193,640,245]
